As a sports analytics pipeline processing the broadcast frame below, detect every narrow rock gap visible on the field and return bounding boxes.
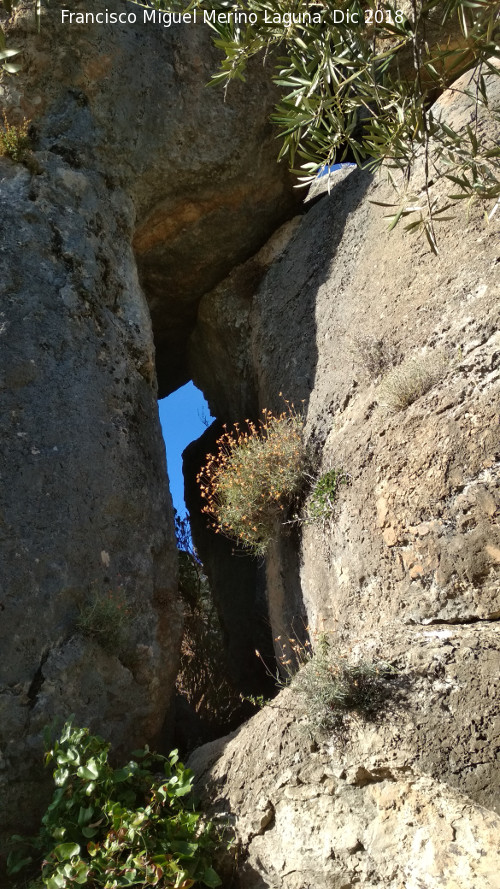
[158,382,276,752]
[158,381,213,525]
[27,648,49,709]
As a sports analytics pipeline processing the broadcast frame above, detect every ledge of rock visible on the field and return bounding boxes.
[189,683,500,889]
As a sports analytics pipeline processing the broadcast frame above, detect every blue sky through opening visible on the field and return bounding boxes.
[318,162,356,177]
[158,382,214,519]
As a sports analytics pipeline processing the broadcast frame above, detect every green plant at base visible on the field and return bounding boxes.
[378,349,447,412]
[197,403,306,556]
[306,469,349,522]
[0,113,31,162]
[77,590,132,654]
[7,720,222,889]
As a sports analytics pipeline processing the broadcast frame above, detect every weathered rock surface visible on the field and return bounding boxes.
[189,690,500,889]
[186,66,500,888]
[189,218,301,423]
[0,0,296,849]
[2,0,298,395]
[0,151,182,843]
[189,66,499,644]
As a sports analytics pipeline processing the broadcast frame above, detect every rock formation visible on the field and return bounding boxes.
[186,66,500,886]
[1,1,499,885]
[0,0,296,848]
[190,684,500,889]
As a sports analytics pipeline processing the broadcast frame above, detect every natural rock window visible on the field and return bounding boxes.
[158,382,214,521]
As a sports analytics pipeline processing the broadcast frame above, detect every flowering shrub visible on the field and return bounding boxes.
[197,405,305,556]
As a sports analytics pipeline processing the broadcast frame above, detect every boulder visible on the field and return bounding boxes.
[0,0,296,848]
[2,0,298,395]
[189,689,500,889]
[185,67,500,884]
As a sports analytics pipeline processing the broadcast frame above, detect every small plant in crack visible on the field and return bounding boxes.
[77,589,132,653]
[305,468,350,523]
[351,335,399,379]
[378,349,448,412]
[292,636,398,736]
[256,633,398,736]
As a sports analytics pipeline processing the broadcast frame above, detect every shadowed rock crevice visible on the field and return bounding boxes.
[183,423,276,699]
[183,169,374,661]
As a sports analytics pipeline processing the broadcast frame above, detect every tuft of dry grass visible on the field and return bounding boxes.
[77,590,132,653]
[292,640,396,735]
[351,335,398,379]
[197,402,305,556]
[378,349,447,412]
[257,633,397,735]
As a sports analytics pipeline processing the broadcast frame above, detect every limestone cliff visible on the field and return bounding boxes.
[0,1,498,885]
[186,67,500,887]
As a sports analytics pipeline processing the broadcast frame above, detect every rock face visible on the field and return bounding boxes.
[0,150,182,843]
[186,67,500,887]
[2,0,298,396]
[1,1,499,883]
[189,689,500,889]
[0,0,296,849]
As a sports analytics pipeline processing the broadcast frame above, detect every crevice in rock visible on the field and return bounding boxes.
[27,648,49,709]
[419,613,500,626]
[158,383,277,751]
[183,421,276,702]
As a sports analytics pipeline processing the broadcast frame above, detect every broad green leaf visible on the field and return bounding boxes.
[203,866,222,888]
[77,758,99,780]
[54,842,81,861]
[78,805,94,825]
[46,875,66,889]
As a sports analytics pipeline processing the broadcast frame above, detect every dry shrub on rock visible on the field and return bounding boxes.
[378,350,448,412]
[291,637,397,737]
[197,403,305,556]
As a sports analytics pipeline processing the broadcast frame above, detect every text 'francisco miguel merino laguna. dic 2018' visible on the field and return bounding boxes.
[60,6,405,28]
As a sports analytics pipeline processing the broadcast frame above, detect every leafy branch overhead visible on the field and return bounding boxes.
[135,0,500,249]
